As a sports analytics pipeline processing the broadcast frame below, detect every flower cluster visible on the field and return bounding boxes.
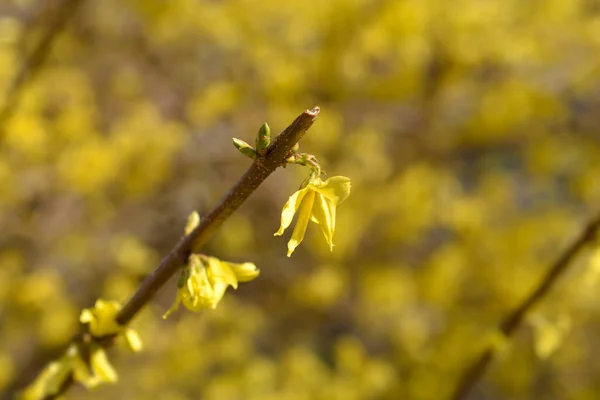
[21,300,142,400]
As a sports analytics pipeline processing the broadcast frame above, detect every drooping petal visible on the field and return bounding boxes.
[21,356,73,400]
[227,262,260,282]
[124,329,143,352]
[90,347,118,383]
[207,257,239,288]
[309,176,351,205]
[310,193,336,251]
[70,345,94,387]
[274,187,310,236]
[287,190,316,257]
[209,281,229,309]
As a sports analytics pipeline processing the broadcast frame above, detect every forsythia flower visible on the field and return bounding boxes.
[20,357,72,400]
[163,254,260,318]
[20,345,117,400]
[70,344,118,388]
[275,176,351,256]
[80,299,143,352]
[21,299,142,399]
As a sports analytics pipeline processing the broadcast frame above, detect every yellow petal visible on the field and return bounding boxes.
[70,346,94,387]
[79,299,122,337]
[310,193,336,251]
[227,262,260,282]
[209,281,229,309]
[274,187,310,236]
[180,266,214,311]
[287,190,315,257]
[192,264,215,298]
[207,257,238,288]
[309,176,351,205]
[124,329,143,352]
[90,347,118,383]
[20,357,72,400]
[79,309,93,324]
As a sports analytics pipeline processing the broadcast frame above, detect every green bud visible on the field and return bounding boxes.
[255,123,271,156]
[232,138,258,160]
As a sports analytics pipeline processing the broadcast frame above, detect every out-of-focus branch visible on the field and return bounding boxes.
[25,106,320,400]
[450,211,600,400]
[0,0,84,133]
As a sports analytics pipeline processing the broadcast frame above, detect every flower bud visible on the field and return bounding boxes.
[255,122,271,156]
[185,211,200,235]
[232,138,258,160]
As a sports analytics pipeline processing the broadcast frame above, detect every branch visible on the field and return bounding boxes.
[0,0,84,133]
[117,107,320,324]
[450,210,600,400]
[25,106,320,399]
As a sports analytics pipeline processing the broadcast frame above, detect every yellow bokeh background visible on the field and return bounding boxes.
[2,0,600,399]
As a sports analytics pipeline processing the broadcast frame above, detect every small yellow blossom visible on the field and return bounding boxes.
[22,298,142,399]
[275,176,351,257]
[80,299,143,352]
[19,358,71,400]
[20,344,119,400]
[70,344,118,388]
[80,299,122,337]
[163,255,259,318]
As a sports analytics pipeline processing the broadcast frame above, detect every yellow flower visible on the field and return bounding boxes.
[20,344,119,400]
[70,344,118,388]
[21,299,141,399]
[163,255,259,318]
[80,299,143,352]
[19,358,71,400]
[80,299,122,337]
[275,176,351,257]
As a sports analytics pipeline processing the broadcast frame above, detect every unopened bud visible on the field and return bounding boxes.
[255,123,271,156]
[232,138,258,160]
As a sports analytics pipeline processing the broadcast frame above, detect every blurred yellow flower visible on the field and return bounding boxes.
[71,344,118,388]
[80,299,122,336]
[80,299,142,352]
[20,344,119,400]
[275,176,351,257]
[163,255,259,318]
[19,358,71,400]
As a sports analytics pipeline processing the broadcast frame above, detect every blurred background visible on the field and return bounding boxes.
[2,0,600,399]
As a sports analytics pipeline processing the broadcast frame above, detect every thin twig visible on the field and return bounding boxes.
[24,106,320,399]
[450,211,600,400]
[0,0,84,133]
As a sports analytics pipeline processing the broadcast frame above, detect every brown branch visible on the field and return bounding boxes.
[20,106,320,399]
[0,0,84,133]
[117,107,320,324]
[450,210,600,400]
